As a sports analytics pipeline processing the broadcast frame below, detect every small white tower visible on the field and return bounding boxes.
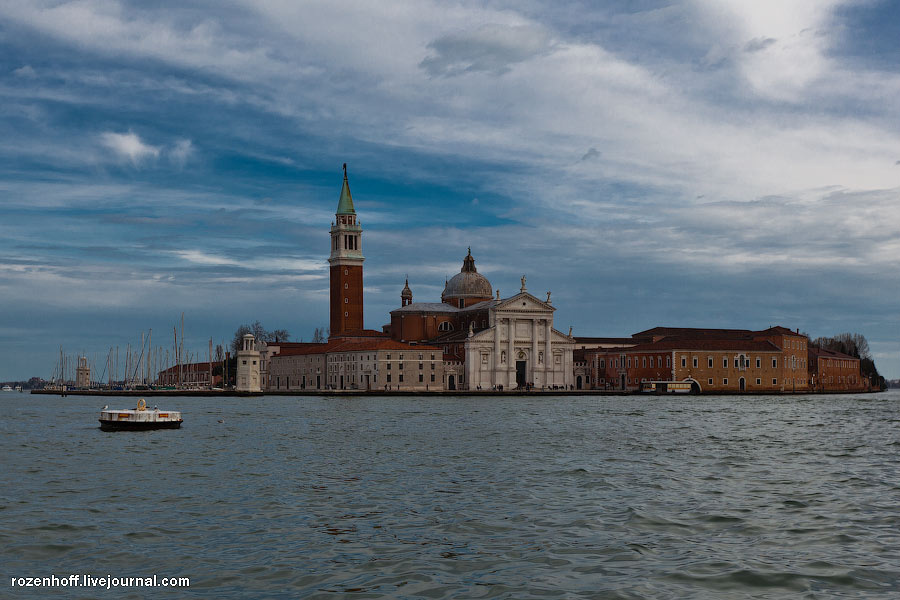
[235,333,261,392]
[75,356,90,388]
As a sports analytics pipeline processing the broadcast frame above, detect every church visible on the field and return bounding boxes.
[267,165,575,391]
[386,251,575,390]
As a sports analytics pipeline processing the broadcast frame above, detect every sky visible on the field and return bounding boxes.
[1,0,899,381]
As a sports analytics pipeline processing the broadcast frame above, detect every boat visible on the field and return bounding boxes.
[1,385,13,392]
[640,380,695,394]
[99,398,183,431]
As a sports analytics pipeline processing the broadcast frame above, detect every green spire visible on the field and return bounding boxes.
[336,163,355,215]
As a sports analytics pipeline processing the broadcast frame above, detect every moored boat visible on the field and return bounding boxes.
[99,398,183,431]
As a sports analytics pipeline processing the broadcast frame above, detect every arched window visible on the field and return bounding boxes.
[438,321,454,332]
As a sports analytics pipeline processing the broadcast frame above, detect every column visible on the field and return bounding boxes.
[493,315,501,386]
[544,319,552,385]
[531,318,538,386]
[508,318,515,388]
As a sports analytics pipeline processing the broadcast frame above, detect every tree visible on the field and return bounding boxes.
[231,325,252,354]
[312,327,326,343]
[270,329,291,343]
[812,332,882,389]
[232,322,292,352]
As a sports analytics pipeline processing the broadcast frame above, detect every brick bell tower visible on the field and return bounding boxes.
[329,163,364,337]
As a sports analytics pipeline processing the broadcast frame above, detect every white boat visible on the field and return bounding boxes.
[99,398,183,431]
[1,385,13,392]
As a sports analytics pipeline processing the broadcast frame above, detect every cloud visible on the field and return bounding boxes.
[420,24,552,77]
[743,37,777,53]
[13,65,36,78]
[169,139,194,167]
[580,147,601,162]
[100,131,160,164]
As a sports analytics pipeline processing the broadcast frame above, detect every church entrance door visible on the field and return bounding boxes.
[516,361,527,388]
[576,375,582,390]
[448,375,456,390]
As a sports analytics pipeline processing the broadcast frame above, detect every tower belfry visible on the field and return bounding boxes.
[329,164,364,337]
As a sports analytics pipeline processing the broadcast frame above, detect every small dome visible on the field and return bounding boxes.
[442,249,492,302]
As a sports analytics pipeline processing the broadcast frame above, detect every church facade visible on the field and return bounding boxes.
[387,251,575,390]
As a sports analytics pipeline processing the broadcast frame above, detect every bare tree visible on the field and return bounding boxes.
[311,327,326,343]
[270,329,291,343]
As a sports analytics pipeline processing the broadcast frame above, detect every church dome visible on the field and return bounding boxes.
[442,248,492,302]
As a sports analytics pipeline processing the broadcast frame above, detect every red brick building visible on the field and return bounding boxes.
[808,347,867,392]
[587,326,811,392]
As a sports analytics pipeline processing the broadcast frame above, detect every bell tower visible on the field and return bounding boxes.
[329,164,364,337]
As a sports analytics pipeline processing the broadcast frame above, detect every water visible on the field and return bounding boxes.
[2,392,900,599]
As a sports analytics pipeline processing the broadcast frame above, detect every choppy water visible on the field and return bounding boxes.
[2,392,900,599]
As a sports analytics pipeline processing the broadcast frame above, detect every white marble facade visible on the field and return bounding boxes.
[464,288,574,390]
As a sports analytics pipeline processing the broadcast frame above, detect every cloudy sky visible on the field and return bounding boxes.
[2,0,899,381]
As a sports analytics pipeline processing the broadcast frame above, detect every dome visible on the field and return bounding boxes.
[442,249,492,302]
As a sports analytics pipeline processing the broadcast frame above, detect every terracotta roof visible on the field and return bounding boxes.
[273,343,333,357]
[392,302,460,314]
[274,339,440,356]
[329,339,441,352]
[330,329,390,338]
[158,361,218,374]
[809,347,858,361]
[593,338,781,353]
[632,327,755,340]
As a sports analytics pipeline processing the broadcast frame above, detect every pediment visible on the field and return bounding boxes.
[493,292,555,313]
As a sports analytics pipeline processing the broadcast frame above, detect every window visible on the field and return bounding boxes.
[387,363,391,370]
[344,283,348,289]
[399,374,404,382]
[734,358,739,368]
[666,356,671,367]
[600,359,605,368]
[756,378,761,385]
[438,321,454,332]
[344,298,348,303]
[723,378,728,385]
[419,374,423,382]
[681,357,686,368]
[773,358,778,368]
[399,363,404,369]
[650,357,654,368]
[458,299,464,308]
[344,311,348,317]
[252,360,256,365]
[242,360,247,365]
[756,358,761,368]
[387,354,391,360]
[628,358,632,368]
[418,354,423,360]
[708,357,713,368]
[693,357,698,368]
[708,378,713,385]
[723,357,728,368]
[431,354,435,360]
[431,363,435,370]
[642,357,646,368]
[430,374,435,382]
[419,363,423,370]
[344,269,348,275]
[773,378,777,385]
